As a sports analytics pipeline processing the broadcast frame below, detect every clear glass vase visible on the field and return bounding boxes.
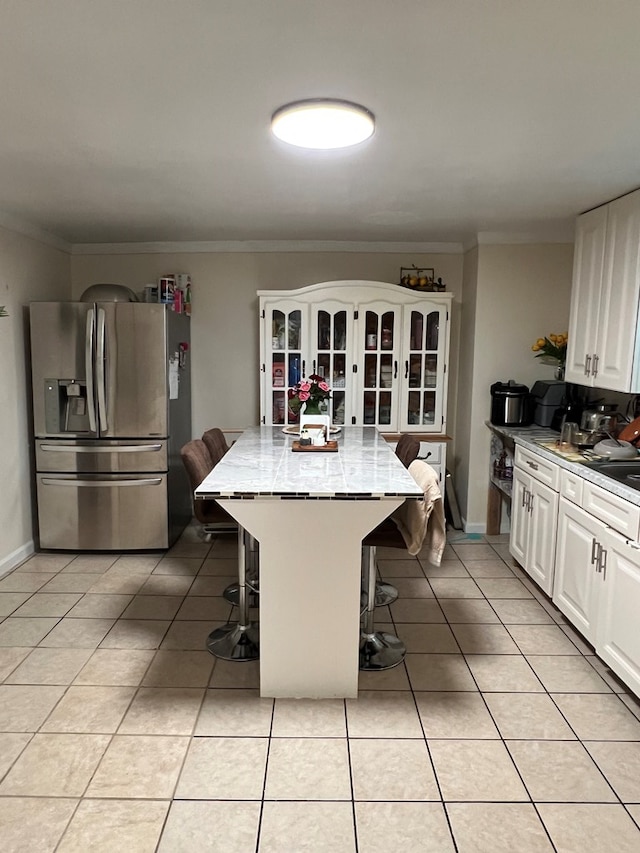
[538,355,565,380]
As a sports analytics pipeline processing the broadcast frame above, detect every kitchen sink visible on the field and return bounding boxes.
[582,460,640,491]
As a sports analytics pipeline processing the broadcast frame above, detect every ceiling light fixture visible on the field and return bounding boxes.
[271,99,375,149]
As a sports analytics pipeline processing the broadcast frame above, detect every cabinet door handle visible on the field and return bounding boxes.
[394,360,398,379]
[528,492,534,513]
[599,547,607,580]
[526,460,539,471]
[591,537,599,565]
[585,354,592,376]
[312,359,316,373]
[404,360,409,379]
[522,487,528,508]
[592,354,599,378]
[302,360,306,377]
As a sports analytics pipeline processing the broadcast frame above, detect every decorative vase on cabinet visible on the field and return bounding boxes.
[258,280,451,434]
[302,400,322,415]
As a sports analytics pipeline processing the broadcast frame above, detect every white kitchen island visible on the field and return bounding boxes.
[195,426,422,698]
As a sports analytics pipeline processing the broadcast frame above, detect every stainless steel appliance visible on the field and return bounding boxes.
[580,404,619,434]
[490,381,533,426]
[30,302,192,550]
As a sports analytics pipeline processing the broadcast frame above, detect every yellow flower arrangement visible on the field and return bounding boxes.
[531,332,568,365]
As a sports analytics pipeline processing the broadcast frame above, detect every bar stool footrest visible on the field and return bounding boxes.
[375,581,398,607]
[223,583,260,607]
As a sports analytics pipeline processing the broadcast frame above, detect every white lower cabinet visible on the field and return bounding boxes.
[554,498,606,645]
[510,451,559,596]
[596,526,640,697]
[509,444,640,697]
[553,476,640,696]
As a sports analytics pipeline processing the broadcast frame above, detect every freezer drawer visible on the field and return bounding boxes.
[36,473,169,550]
[35,439,168,473]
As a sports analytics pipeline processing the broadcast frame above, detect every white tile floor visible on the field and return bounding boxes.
[1,526,640,851]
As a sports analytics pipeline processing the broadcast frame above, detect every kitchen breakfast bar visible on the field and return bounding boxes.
[195,426,423,699]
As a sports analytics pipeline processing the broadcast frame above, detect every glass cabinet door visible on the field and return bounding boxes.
[399,302,447,432]
[310,302,353,426]
[264,302,305,426]
[357,302,400,429]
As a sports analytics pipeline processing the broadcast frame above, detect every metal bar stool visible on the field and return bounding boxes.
[202,427,230,462]
[207,526,260,661]
[180,439,237,538]
[360,458,435,671]
[223,534,259,607]
[371,434,421,608]
[360,531,407,670]
[180,438,259,661]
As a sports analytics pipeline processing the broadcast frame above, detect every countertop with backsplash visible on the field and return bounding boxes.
[488,422,640,507]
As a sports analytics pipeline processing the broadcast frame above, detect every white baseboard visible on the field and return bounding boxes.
[461,521,486,535]
[0,541,35,579]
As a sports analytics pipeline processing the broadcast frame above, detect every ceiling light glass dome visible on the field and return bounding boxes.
[271,99,375,149]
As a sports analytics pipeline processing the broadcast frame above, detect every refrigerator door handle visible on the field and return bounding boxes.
[85,309,97,432]
[39,443,163,453]
[41,477,163,488]
[96,307,108,432]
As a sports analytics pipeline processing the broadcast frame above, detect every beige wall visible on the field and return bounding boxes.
[0,227,70,574]
[456,243,574,532]
[71,252,464,440]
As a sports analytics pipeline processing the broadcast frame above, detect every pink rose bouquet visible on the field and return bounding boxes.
[287,373,331,415]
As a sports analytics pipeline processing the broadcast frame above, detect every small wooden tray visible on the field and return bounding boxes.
[292,440,339,452]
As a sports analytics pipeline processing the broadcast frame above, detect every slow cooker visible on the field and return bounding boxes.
[490,380,534,427]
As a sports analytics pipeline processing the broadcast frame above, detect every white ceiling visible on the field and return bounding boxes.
[2,0,640,247]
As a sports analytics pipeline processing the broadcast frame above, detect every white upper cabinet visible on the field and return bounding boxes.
[259,281,452,433]
[598,191,640,390]
[565,188,640,392]
[565,205,606,384]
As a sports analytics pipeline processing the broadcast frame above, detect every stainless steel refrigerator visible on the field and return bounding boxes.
[29,301,192,550]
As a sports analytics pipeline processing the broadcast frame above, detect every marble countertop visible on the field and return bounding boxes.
[195,426,424,500]
[488,423,640,507]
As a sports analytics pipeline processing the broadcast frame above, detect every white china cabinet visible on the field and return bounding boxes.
[565,188,640,392]
[258,281,452,435]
